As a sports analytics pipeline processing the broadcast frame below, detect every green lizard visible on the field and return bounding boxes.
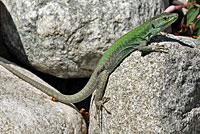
[0,13,178,110]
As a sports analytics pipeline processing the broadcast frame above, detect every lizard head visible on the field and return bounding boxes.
[150,12,178,35]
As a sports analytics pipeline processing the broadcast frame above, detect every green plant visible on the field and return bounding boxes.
[180,0,200,39]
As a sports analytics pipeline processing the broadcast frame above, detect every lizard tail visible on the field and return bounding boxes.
[0,61,97,104]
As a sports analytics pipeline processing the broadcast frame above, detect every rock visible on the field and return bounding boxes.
[0,58,87,134]
[89,34,200,134]
[0,0,165,78]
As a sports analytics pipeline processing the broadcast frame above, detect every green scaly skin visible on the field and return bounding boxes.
[0,13,178,107]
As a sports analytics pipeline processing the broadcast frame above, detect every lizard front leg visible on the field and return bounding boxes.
[137,40,168,53]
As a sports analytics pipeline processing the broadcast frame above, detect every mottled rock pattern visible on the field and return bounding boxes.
[89,34,200,134]
[0,58,87,134]
[1,0,165,78]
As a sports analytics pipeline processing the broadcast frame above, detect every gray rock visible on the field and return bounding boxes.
[1,0,165,78]
[0,58,87,134]
[89,34,200,134]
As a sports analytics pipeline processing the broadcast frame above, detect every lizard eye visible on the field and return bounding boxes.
[152,24,155,28]
[163,17,168,21]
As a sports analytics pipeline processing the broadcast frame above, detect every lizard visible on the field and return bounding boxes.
[0,13,178,111]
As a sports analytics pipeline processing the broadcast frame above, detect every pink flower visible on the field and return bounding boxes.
[164,4,193,13]
[197,14,200,19]
[164,5,177,13]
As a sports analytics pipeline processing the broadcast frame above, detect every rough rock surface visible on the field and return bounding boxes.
[0,0,165,78]
[0,58,87,134]
[89,34,200,134]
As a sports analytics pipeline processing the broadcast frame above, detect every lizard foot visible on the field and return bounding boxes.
[154,44,168,53]
[95,97,111,114]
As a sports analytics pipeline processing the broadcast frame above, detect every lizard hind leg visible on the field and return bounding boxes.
[94,70,111,117]
[93,70,110,132]
[95,97,111,114]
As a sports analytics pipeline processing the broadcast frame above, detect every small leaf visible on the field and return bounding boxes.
[181,24,187,28]
[197,36,200,40]
[188,0,200,4]
[193,18,200,35]
[184,6,199,26]
[181,16,186,26]
[190,24,194,32]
